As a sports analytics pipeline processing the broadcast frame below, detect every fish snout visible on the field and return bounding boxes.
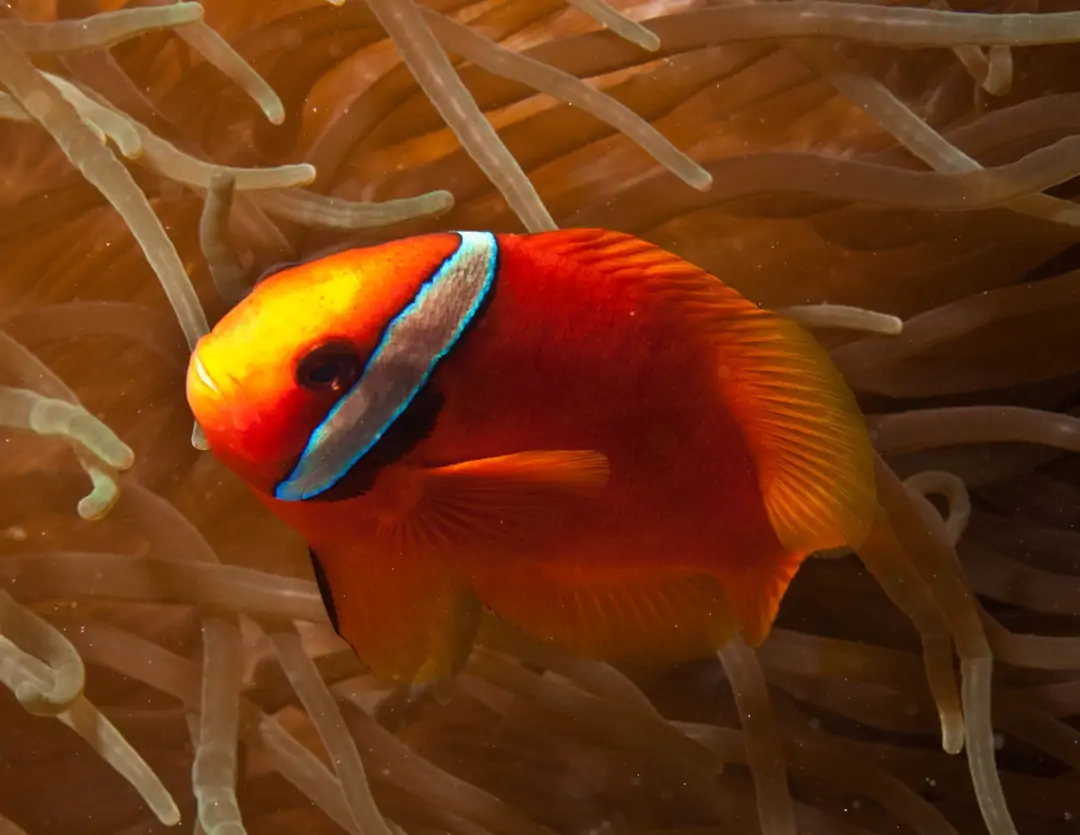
[186,345,235,438]
[190,349,218,392]
[184,343,304,495]
[186,348,218,406]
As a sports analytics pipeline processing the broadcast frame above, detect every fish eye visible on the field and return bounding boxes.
[296,342,362,394]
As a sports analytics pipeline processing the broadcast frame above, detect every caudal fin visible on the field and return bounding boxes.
[719,308,875,644]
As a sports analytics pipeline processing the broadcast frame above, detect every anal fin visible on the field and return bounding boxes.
[721,550,807,647]
[467,562,738,665]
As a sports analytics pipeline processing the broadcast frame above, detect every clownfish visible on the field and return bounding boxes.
[186,228,875,689]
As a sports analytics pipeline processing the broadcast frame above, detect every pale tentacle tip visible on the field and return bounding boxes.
[192,421,210,451]
[295,163,317,186]
[76,466,121,521]
[175,3,206,24]
[635,29,661,52]
[160,803,182,827]
[264,98,286,126]
[942,719,966,755]
[113,443,136,471]
[430,189,455,213]
[688,168,713,192]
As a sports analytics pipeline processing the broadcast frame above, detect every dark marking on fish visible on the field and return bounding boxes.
[308,547,340,635]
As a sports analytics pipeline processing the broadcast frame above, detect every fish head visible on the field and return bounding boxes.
[186,233,468,498]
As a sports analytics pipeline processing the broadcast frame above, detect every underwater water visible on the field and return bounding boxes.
[1,1,1080,835]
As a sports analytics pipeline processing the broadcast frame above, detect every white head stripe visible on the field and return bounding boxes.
[274,231,498,501]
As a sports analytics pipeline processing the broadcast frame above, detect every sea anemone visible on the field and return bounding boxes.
[1,2,1079,835]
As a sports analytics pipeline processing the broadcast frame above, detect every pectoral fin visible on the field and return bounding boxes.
[314,450,609,684]
[370,450,610,555]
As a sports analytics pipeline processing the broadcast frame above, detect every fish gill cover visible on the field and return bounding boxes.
[0,2,1078,835]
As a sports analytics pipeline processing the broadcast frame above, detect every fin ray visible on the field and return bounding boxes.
[724,551,804,646]
[709,311,876,556]
[468,563,738,664]
[371,450,610,556]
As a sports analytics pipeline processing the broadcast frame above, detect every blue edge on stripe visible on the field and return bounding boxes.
[274,231,498,502]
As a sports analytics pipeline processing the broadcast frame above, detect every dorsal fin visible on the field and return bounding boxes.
[523,228,707,285]
[522,229,876,644]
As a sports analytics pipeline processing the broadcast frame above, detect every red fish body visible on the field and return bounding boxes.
[187,229,875,688]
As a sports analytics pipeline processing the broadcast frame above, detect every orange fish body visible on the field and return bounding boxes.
[187,229,875,688]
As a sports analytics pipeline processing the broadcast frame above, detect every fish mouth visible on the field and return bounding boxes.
[186,346,225,427]
[190,351,219,395]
